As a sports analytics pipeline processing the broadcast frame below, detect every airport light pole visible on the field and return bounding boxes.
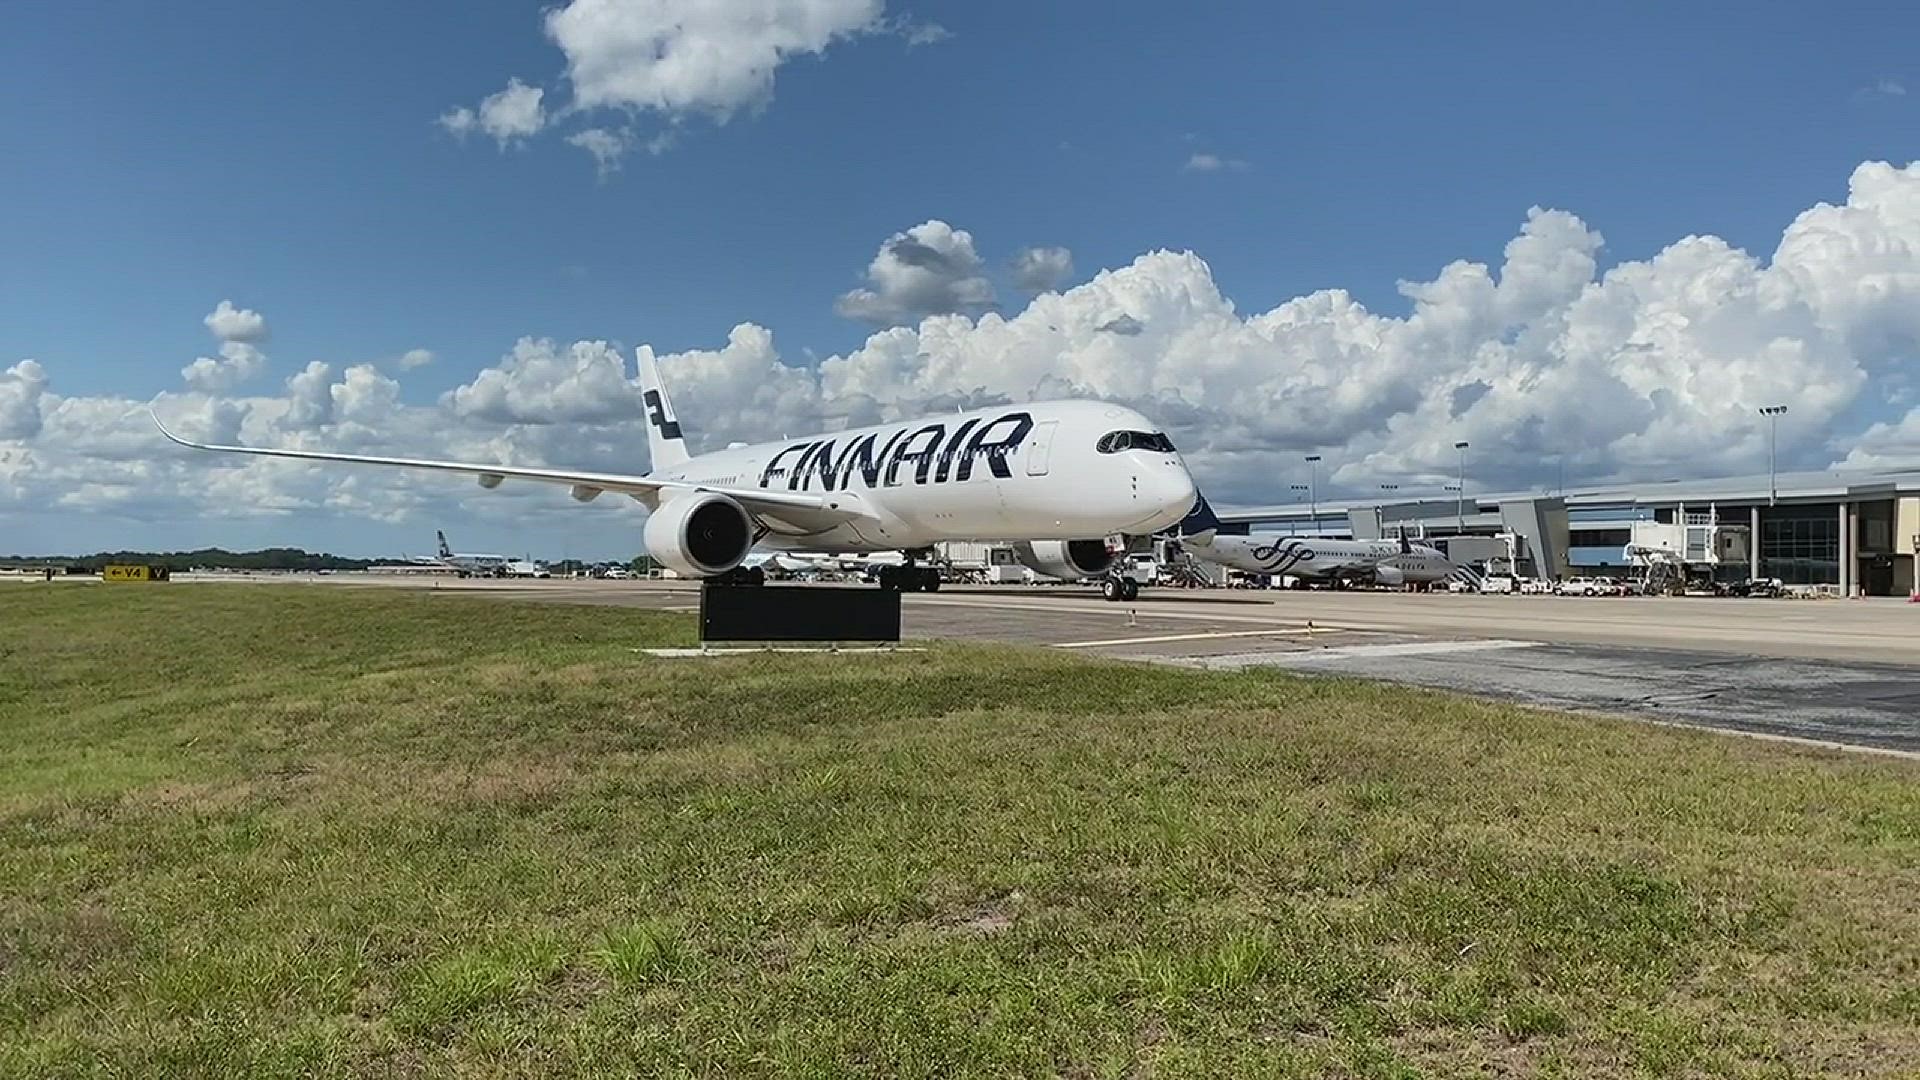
[1453,441,1469,533]
[1304,455,1322,533]
[1289,484,1309,534]
[1759,405,1787,506]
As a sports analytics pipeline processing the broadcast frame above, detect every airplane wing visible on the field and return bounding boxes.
[151,412,842,518]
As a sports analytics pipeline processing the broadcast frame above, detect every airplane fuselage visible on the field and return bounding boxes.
[1190,534,1453,584]
[651,399,1196,554]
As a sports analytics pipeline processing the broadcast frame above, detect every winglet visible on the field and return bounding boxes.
[151,408,201,450]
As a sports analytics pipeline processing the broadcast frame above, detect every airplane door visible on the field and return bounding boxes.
[1026,420,1058,476]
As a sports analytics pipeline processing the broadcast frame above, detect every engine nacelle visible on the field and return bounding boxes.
[643,492,753,578]
[1013,539,1118,581]
[1373,564,1406,587]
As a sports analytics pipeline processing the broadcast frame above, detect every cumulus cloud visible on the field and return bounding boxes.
[835,220,996,325]
[10,160,1920,544]
[444,338,641,425]
[398,348,435,370]
[181,341,267,393]
[203,300,268,344]
[545,0,884,116]
[1011,245,1075,292]
[437,1,895,171]
[0,360,48,440]
[440,77,548,146]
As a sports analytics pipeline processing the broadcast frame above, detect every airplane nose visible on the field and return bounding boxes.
[1139,460,1197,530]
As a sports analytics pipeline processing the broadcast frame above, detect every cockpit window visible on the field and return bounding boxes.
[1097,430,1177,453]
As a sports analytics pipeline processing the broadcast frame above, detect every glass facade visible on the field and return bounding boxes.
[1758,506,1839,585]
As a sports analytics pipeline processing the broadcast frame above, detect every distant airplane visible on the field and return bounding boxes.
[433,530,511,577]
[1178,492,1455,588]
[154,346,1195,598]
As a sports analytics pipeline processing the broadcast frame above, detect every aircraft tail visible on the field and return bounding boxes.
[635,346,691,472]
[436,530,452,559]
[1179,488,1223,543]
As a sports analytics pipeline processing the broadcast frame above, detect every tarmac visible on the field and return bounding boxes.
[63,573,1920,756]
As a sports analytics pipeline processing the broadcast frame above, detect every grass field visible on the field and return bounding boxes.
[2,584,1916,1078]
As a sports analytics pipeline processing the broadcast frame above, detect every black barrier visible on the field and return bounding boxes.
[699,584,901,643]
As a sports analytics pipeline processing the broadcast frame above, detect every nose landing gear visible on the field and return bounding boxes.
[1101,575,1140,602]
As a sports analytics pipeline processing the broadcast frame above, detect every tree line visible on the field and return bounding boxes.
[1,548,378,572]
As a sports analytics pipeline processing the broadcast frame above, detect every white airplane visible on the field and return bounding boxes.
[432,530,511,576]
[1178,492,1454,588]
[154,348,1197,596]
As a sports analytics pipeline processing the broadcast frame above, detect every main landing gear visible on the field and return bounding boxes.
[1101,575,1140,602]
[877,565,942,592]
[711,565,767,587]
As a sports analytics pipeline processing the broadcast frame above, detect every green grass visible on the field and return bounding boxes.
[1,583,1916,1078]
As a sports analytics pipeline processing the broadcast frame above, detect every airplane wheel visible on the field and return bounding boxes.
[1121,578,1140,602]
[1102,577,1124,602]
[921,569,941,592]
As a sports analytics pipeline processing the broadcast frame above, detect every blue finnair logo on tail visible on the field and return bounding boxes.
[643,390,682,440]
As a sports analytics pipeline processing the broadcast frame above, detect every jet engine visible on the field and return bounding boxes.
[1013,539,1117,580]
[1372,564,1406,587]
[643,492,753,578]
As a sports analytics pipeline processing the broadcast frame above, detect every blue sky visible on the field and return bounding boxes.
[2,2,1918,557]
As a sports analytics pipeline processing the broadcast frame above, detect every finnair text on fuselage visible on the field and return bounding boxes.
[755,411,1034,492]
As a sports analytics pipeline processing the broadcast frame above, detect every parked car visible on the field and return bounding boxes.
[1555,576,1609,596]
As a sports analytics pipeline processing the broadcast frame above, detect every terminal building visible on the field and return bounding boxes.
[1213,465,1920,597]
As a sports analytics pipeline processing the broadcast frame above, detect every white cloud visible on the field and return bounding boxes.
[1184,152,1247,173]
[566,127,632,177]
[180,341,267,393]
[398,348,435,370]
[0,360,48,440]
[834,219,996,325]
[440,77,548,146]
[280,361,335,431]
[444,338,641,426]
[437,0,894,171]
[1838,408,1920,469]
[1011,245,1075,293]
[900,21,950,46]
[544,0,884,117]
[203,300,268,344]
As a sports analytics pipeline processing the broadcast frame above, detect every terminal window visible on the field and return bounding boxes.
[1758,508,1839,585]
[1569,528,1630,548]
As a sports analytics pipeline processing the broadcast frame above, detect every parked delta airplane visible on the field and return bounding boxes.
[154,349,1197,596]
[1178,492,1454,587]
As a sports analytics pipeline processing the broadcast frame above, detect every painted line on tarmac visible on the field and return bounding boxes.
[1052,627,1345,649]
[1219,639,1546,663]
[907,593,1376,632]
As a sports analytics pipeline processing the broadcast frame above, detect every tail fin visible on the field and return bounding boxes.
[635,346,691,472]
[436,530,452,559]
[1399,534,1412,555]
[1179,488,1223,542]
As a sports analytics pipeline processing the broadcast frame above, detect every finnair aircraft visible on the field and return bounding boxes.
[155,349,1197,595]
[1179,493,1454,588]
